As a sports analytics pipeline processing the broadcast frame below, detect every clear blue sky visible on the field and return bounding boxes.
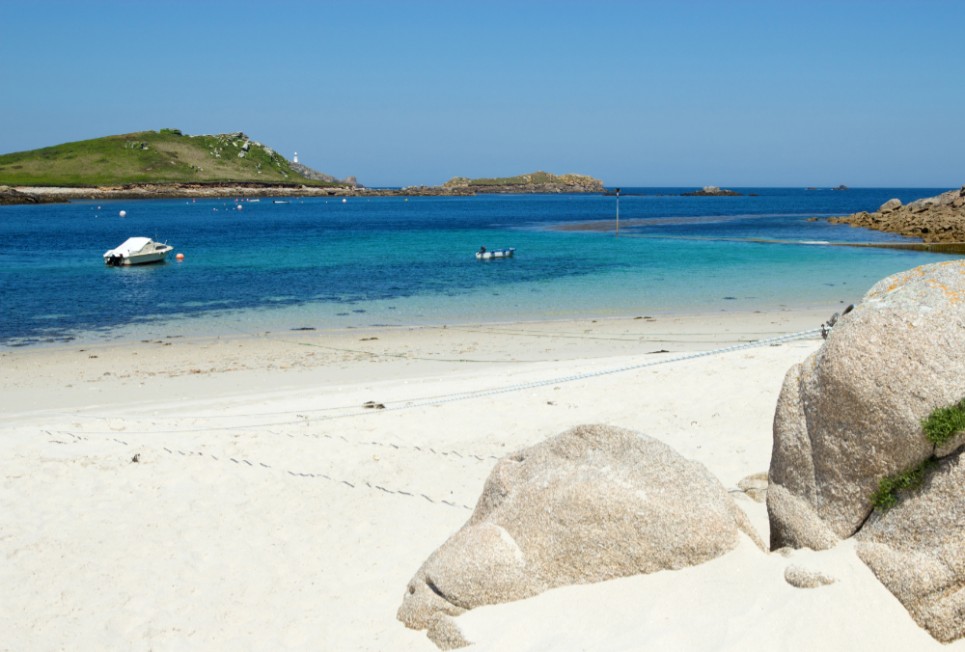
[2,0,963,187]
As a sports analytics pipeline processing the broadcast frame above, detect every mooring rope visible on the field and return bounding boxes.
[47,326,824,435]
[376,326,824,412]
[35,326,827,511]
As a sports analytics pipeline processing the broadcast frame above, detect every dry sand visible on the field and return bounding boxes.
[1,309,960,651]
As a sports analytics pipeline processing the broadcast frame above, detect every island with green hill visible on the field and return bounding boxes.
[0,129,356,187]
[0,130,607,203]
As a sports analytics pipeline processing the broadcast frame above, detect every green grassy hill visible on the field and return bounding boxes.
[0,129,335,187]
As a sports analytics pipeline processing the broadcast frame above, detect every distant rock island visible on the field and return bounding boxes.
[442,171,604,194]
[829,185,965,243]
[681,185,742,197]
[397,171,605,196]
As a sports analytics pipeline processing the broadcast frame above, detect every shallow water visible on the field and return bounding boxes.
[0,187,958,347]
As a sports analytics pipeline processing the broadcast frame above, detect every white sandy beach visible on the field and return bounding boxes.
[1,309,961,651]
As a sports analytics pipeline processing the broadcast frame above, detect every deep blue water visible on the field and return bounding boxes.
[0,187,959,348]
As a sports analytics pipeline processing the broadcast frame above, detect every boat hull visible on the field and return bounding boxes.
[107,250,172,266]
[475,248,515,260]
[103,238,173,266]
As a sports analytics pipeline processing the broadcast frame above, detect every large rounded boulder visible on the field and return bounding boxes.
[768,260,965,549]
[398,424,761,648]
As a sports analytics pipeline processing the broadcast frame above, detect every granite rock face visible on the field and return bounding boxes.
[768,260,965,642]
[856,451,965,642]
[768,260,965,548]
[829,185,965,243]
[398,424,761,647]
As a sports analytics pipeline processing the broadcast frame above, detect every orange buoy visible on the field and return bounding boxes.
[176,253,185,261]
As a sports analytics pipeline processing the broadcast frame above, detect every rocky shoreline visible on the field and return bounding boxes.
[1,183,365,204]
[1,177,607,205]
[828,185,965,243]
[0,186,69,205]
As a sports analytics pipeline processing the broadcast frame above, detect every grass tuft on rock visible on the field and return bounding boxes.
[871,458,937,511]
[869,398,965,512]
[923,397,965,446]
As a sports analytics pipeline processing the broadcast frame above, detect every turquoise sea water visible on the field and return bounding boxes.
[0,187,959,348]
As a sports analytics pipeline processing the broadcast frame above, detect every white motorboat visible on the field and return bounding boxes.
[103,237,173,266]
[476,247,515,260]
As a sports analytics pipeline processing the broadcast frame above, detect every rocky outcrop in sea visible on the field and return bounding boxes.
[0,186,66,205]
[828,186,965,243]
[440,171,605,194]
[681,185,742,196]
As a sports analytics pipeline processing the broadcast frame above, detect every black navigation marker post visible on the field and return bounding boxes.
[615,187,621,237]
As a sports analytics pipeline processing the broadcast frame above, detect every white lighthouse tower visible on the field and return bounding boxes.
[293,151,299,164]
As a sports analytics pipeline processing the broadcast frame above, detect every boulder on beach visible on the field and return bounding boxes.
[767,259,965,642]
[768,260,965,547]
[398,424,762,649]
